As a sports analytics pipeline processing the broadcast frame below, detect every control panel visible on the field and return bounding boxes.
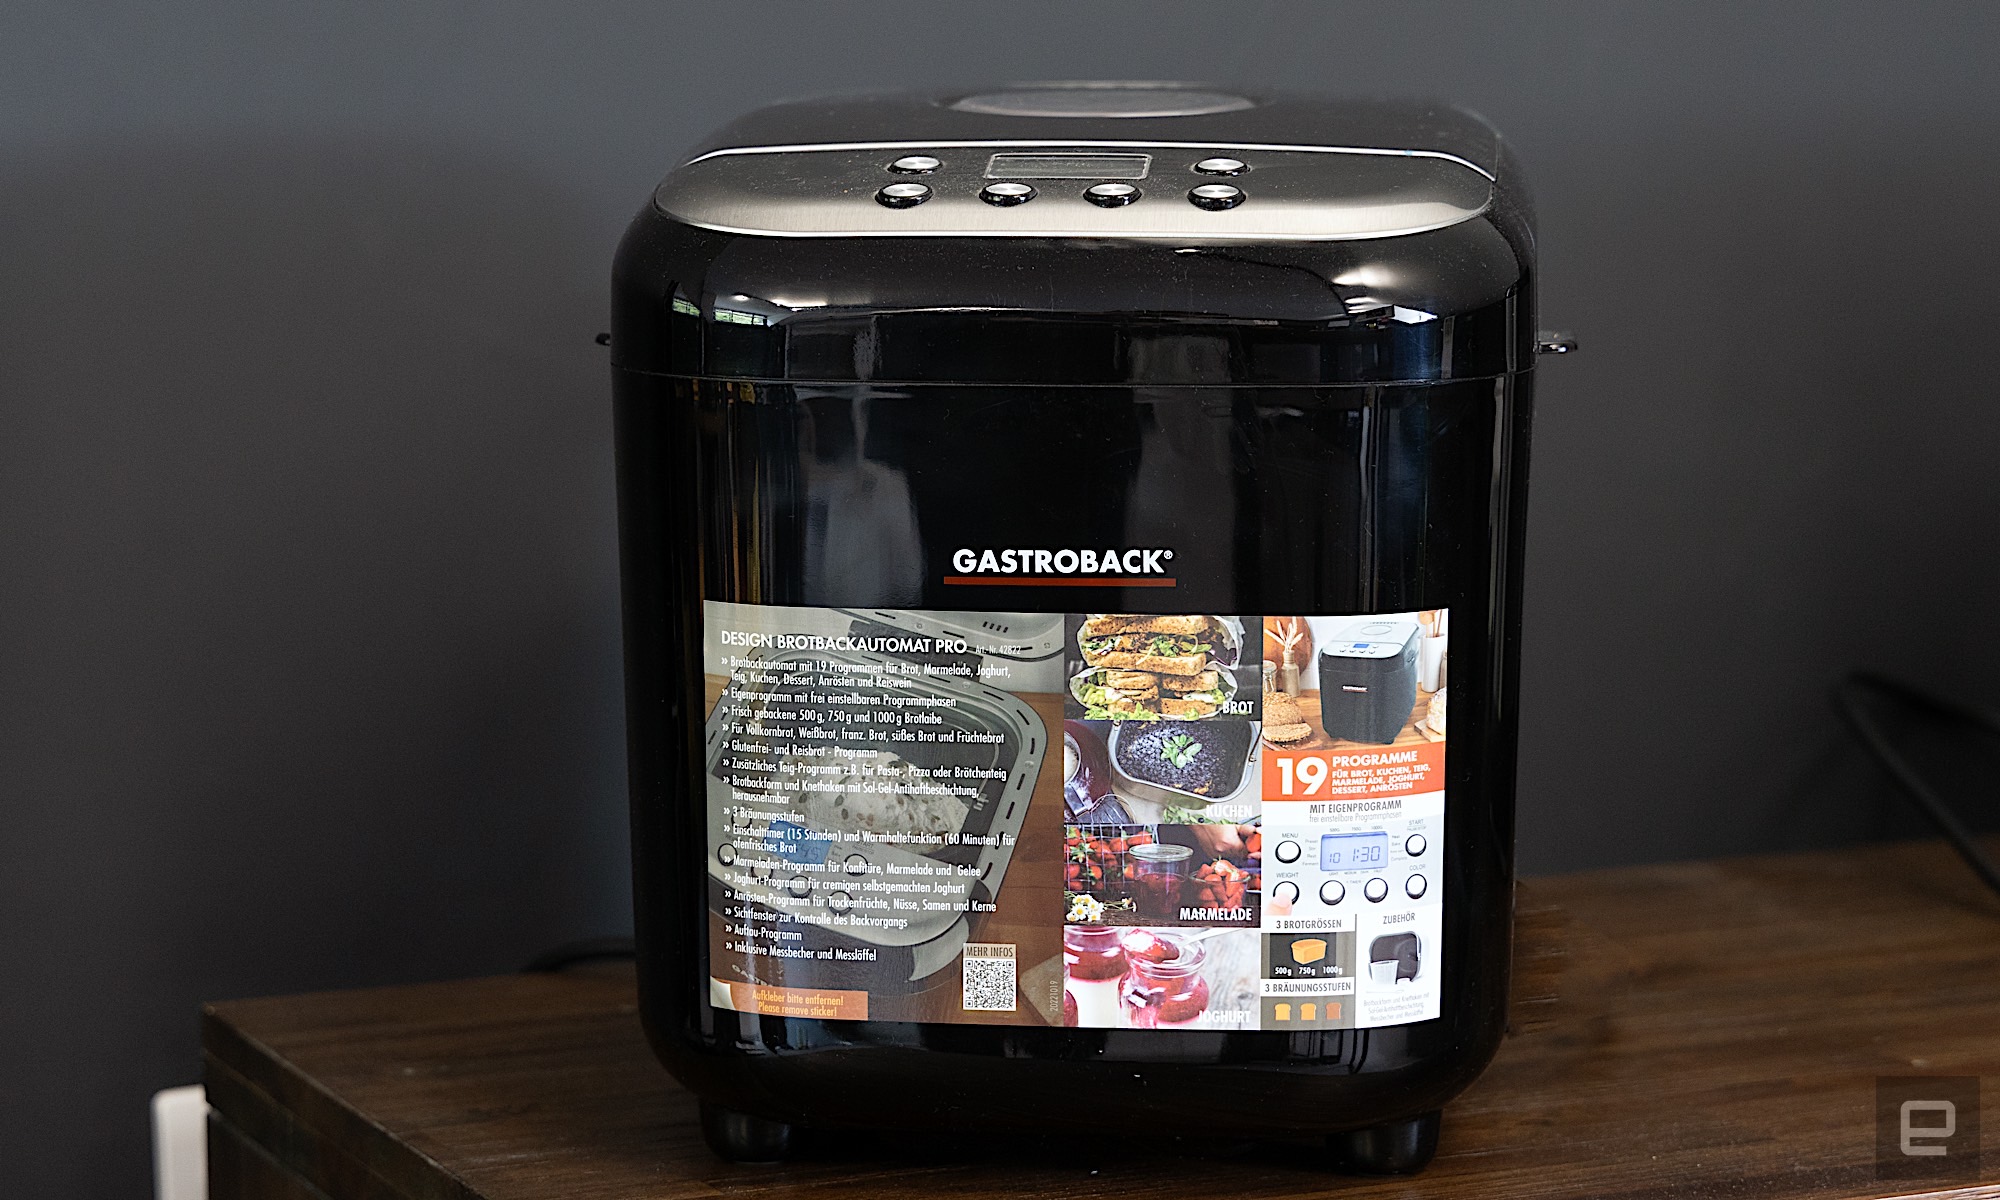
[1264,819,1435,928]
[1255,792,1443,1029]
[655,142,1493,241]
[872,151,1246,213]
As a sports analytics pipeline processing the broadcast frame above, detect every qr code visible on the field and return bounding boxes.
[961,943,1017,1011]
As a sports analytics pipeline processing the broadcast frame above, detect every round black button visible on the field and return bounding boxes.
[1193,157,1247,175]
[981,182,1036,207]
[876,182,931,208]
[888,155,941,174]
[1189,183,1245,210]
[1084,182,1140,207]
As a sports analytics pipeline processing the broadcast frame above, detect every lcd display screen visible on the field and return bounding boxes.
[1319,832,1390,872]
[984,153,1152,180]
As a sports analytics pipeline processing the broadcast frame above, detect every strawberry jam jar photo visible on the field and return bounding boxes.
[1120,930,1211,1029]
[1128,842,1193,923]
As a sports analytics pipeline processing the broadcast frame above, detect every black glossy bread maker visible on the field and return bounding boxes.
[612,83,1546,1174]
[1318,618,1423,744]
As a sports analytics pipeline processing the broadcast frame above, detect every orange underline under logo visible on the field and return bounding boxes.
[941,576,1179,588]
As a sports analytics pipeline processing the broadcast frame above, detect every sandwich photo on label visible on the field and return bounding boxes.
[1078,614,1219,676]
[1065,614,1247,721]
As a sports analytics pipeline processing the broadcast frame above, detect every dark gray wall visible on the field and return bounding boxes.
[7,2,2000,1193]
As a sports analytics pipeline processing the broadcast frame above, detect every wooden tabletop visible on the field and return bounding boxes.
[203,838,2000,1199]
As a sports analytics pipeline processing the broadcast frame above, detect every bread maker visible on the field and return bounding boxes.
[612,83,1552,1174]
[1318,618,1423,745]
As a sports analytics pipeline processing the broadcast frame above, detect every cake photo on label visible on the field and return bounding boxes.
[1113,720,1256,797]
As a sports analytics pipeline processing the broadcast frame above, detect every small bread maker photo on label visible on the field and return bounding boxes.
[611,83,1551,1174]
[1319,619,1423,745]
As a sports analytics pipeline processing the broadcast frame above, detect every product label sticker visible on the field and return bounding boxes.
[701,602,1446,1031]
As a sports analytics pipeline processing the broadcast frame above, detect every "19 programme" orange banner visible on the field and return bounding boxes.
[1262,740,1445,801]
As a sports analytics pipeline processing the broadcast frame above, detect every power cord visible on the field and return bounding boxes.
[1832,671,2000,898]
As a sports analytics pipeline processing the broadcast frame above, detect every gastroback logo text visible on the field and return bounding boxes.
[945,548,1177,588]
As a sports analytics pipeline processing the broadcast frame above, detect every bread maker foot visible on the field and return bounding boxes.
[699,1102,796,1163]
[1325,1110,1441,1174]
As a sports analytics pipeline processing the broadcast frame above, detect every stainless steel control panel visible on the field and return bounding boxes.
[654,141,1493,241]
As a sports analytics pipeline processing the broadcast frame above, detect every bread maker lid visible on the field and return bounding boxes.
[612,84,1536,386]
[1322,619,1420,659]
[657,82,1499,242]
